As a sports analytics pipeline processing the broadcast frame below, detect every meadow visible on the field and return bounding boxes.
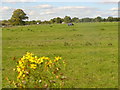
[2,22,118,88]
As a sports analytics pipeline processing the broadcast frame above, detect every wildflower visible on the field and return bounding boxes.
[22,80,26,85]
[56,67,59,71]
[39,80,42,83]
[21,56,26,60]
[46,60,52,67]
[25,71,29,75]
[22,74,26,78]
[44,57,50,60]
[35,56,38,59]
[44,84,48,88]
[13,68,16,71]
[18,60,23,65]
[17,67,21,72]
[54,56,62,62]
[29,58,35,63]
[56,76,59,79]
[15,52,65,88]
[30,64,37,69]
[17,71,23,79]
[36,58,43,64]
[26,52,33,56]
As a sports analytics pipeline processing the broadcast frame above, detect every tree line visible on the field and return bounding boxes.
[1,9,120,26]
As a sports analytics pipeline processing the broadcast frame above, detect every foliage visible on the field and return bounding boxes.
[9,9,28,25]
[55,17,63,23]
[94,16,102,22]
[1,20,10,26]
[71,17,80,23]
[63,16,72,23]
[2,11,120,26]
[7,52,66,88]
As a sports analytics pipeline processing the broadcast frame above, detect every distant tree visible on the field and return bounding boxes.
[81,18,92,22]
[30,20,36,24]
[113,17,120,21]
[36,20,41,24]
[107,16,113,22]
[72,17,80,23]
[94,16,102,22]
[64,16,72,23]
[55,17,63,23]
[1,20,10,26]
[50,18,56,23]
[102,18,106,22]
[42,20,51,24]
[9,9,28,25]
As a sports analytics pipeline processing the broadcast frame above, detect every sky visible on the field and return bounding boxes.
[0,0,119,21]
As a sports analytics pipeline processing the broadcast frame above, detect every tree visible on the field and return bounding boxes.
[36,20,41,24]
[107,16,113,22]
[9,9,28,25]
[50,18,56,23]
[102,18,106,22]
[94,16,102,22]
[72,17,80,23]
[1,20,10,26]
[64,16,72,23]
[81,18,92,22]
[55,17,63,23]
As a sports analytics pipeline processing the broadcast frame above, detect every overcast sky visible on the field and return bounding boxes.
[1,0,119,21]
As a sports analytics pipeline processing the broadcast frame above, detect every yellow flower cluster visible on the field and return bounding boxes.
[16,52,62,80]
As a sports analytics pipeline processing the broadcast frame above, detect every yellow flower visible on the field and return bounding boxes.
[35,58,44,64]
[35,56,38,59]
[21,56,26,60]
[18,60,23,65]
[17,67,21,72]
[40,59,43,63]
[46,60,52,67]
[19,64,25,68]
[26,52,34,56]
[25,55,31,59]
[44,57,50,60]
[55,56,62,60]
[22,74,26,78]
[29,59,35,63]
[17,71,23,79]
[54,56,62,62]
[30,64,37,69]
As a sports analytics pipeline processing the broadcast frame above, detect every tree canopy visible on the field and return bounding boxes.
[9,9,28,25]
[64,16,72,23]
[1,9,120,26]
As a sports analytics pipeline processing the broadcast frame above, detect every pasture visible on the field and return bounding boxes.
[2,22,118,88]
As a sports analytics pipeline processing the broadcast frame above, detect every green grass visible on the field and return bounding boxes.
[2,22,118,88]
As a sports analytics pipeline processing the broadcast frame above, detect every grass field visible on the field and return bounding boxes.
[2,22,118,88]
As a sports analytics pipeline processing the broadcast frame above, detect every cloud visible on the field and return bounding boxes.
[28,11,36,15]
[3,0,37,2]
[57,6,87,10]
[0,6,14,20]
[40,11,55,15]
[98,0,119,4]
[0,6,13,11]
[40,6,98,19]
[101,0,119,2]
[35,4,53,9]
[1,3,118,20]
[2,0,120,3]
[109,7,118,11]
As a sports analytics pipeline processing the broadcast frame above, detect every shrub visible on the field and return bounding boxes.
[9,52,66,88]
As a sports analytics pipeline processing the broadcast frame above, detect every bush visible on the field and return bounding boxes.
[9,52,66,88]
